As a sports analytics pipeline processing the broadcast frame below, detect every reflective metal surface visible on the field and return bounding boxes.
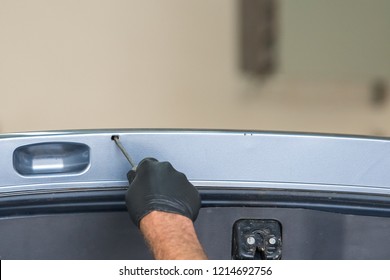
[1,129,390,196]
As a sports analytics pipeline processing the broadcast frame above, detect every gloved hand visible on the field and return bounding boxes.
[125,158,201,227]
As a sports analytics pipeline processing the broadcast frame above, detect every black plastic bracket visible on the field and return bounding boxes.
[232,219,282,260]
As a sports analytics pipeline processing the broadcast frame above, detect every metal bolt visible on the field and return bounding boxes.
[246,236,256,245]
[269,237,276,245]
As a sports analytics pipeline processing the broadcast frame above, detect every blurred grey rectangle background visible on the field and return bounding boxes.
[0,0,389,135]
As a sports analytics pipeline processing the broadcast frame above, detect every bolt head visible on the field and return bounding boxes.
[269,237,277,245]
[246,236,256,245]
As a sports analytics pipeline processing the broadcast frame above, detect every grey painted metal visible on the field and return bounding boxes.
[1,129,390,195]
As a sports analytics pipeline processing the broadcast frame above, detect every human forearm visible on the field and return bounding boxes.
[126,158,206,259]
[140,211,207,260]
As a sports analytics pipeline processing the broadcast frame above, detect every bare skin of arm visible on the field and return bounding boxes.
[140,211,208,260]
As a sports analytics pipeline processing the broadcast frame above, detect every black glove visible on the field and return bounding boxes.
[125,158,201,227]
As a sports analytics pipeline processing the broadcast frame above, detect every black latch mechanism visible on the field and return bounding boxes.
[232,219,282,260]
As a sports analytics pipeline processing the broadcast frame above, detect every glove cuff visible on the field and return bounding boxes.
[131,195,200,227]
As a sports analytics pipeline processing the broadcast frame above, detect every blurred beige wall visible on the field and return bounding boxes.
[0,0,389,135]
